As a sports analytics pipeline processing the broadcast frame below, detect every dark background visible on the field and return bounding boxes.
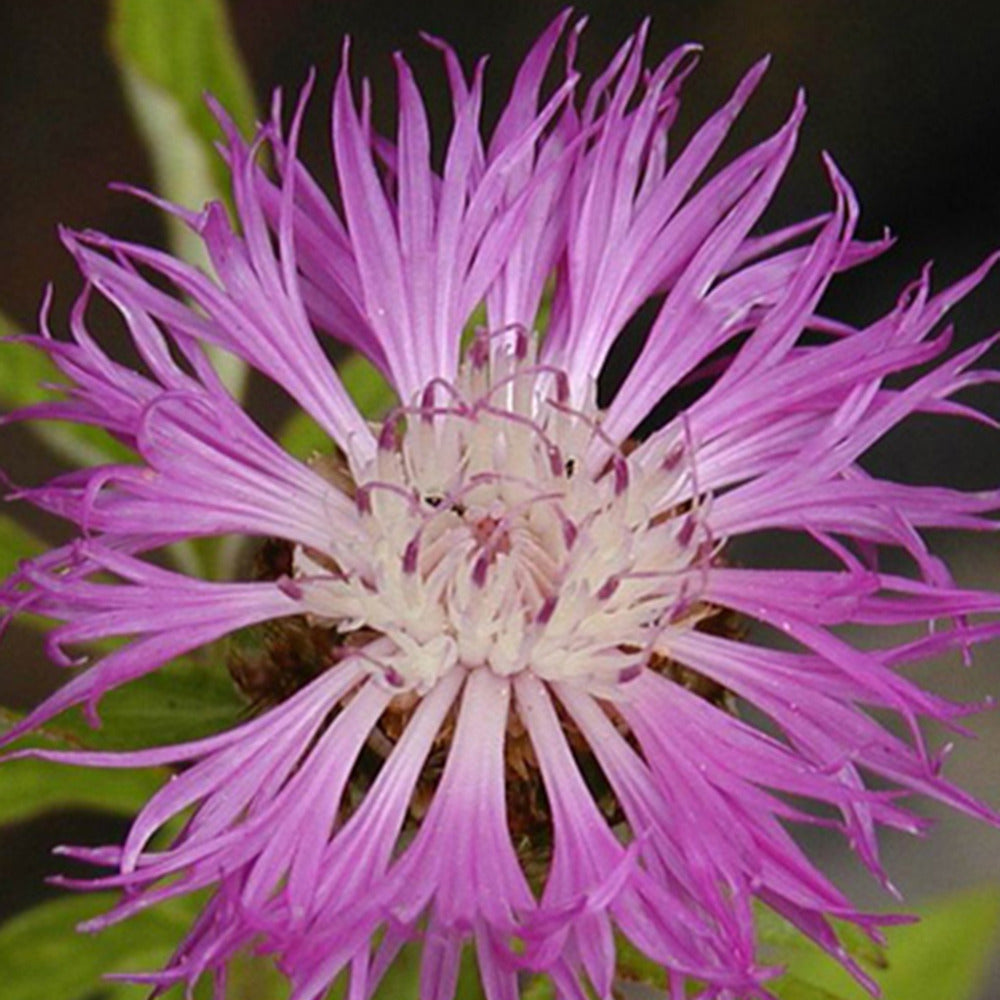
[2,0,999,995]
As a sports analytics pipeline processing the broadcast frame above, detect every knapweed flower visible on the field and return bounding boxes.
[3,12,1000,1000]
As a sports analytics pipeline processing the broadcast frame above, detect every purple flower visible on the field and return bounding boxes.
[3,13,1000,999]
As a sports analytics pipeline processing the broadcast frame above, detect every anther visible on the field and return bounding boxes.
[402,536,420,575]
[662,442,684,470]
[597,576,620,601]
[420,383,438,419]
[554,370,570,404]
[276,575,304,600]
[536,594,558,624]
[677,515,696,548]
[618,663,643,683]
[469,336,490,369]
[472,552,490,588]
[612,454,629,496]
[561,517,578,550]
[514,327,529,360]
[377,419,400,452]
[384,667,406,688]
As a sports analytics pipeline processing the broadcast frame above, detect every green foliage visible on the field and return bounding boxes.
[757,903,890,975]
[0,890,289,1000]
[108,0,256,156]
[1,652,246,761]
[592,892,1000,1000]
[0,756,164,826]
[764,888,1000,1000]
[108,0,256,398]
[0,512,44,581]
[0,892,197,1000]
[0,897,485,1000]
[279,352,397,457]
[0,316,135,467]
[0,649,245,824]
[521,974,555,999]
[364,943,483,1000]
[769,978,854,1000]
[614,932,668,992]
[3,883,997,1000]
[45,656,246,753]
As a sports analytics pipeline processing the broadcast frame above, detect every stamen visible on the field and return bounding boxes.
[402,536,420,575]
[480,362,572,405]
[662,440,685,470]
[297,329,708,690]
[677,514,696,548]
[561,516,579,550]
[536,595,558,624]
[276,576,304,600]
[472,552,491,588]
[378,419,401,452]
[354,480,416,511]
[612,453,629,495]
[420,377,469,414]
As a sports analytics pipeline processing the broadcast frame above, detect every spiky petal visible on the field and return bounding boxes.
[3,14,1000,1000]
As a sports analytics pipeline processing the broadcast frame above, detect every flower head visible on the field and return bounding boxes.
[3,13,1000,1000]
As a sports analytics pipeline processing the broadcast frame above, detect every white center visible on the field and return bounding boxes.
[298,332,708,693]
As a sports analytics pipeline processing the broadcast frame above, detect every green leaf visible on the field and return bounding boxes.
[771,887,1000,1000]
[521,975,555,1000]
[279,353,396,457]
[0,320,136,467]
[0,892,198,1000]
[224,951,291,1000]
[0,512,44,580]
[13,656,247,753]
[0,756,164,826]
[340,353,396,420]
[770,977,853,1000]
[277,409,332,462]
[614,933,668,992]
[365,943,483,1000]
[109,0,256,163]
[108,0,256,399]
[757,903,887,973]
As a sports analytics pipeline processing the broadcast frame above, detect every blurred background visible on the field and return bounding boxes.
[1,0,999,996]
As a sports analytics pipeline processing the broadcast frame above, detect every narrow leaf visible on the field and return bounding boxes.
[2,656,248,753]
[0,892,198,1000]
[771,977,853,1000]
[0,320,135,467]
[773,887,1000,1000]
[0,756,164,826]
[0,512,44,580]
[757,902,887,972]
[108,0,256,399]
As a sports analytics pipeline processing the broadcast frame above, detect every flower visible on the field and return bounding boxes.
[3,11,1000,1000]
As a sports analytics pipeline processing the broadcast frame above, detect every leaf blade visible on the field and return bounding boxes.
[0,319,136,467]
[0,892,195,1000]
[107,0,256,399]
[0,757,164,826]
[771,888,1000,1000]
